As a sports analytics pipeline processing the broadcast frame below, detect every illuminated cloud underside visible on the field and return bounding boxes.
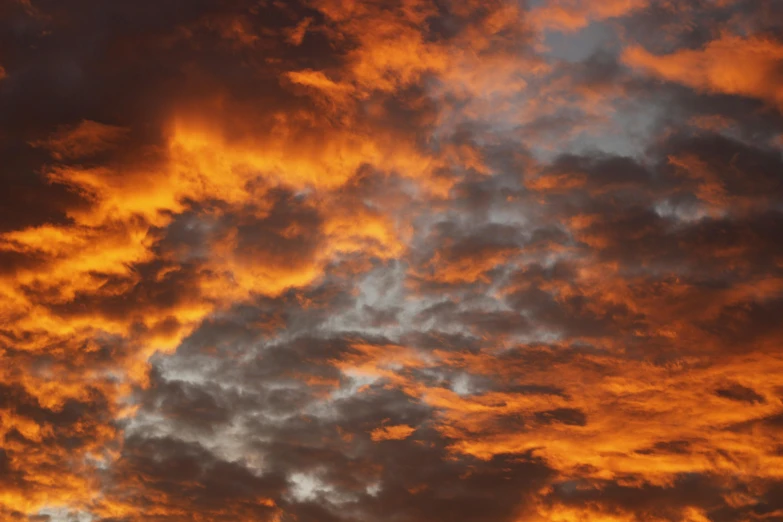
[1,0,782,521]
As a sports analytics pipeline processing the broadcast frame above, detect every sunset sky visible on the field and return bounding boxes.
[2,0,783,521]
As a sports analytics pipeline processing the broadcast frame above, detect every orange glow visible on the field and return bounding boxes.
[370,424,417,441]
[624,35,783,110]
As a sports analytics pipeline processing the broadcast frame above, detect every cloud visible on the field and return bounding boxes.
[2,0,783,520]
[531,0,648,32]
[623,34,783,110]
[29,120,128,160]
[370,424,417,441]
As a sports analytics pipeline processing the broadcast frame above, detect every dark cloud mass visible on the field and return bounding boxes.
[1,0,783,520]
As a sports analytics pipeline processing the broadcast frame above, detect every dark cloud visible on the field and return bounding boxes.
[715,383,766,405]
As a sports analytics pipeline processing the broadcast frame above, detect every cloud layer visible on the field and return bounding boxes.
[1,0,783,520]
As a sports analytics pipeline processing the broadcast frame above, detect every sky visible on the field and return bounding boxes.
[1,0,783,521]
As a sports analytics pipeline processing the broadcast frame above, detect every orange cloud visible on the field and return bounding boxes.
[624,34,783,110]
[370,424,417,441]
[531,0,648,32]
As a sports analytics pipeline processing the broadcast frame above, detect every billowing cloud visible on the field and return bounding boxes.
[2,0,782,521]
